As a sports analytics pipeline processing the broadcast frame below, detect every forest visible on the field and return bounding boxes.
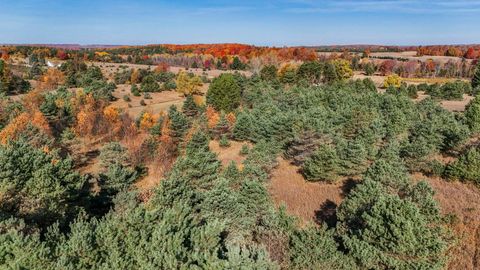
[1,42,480,270]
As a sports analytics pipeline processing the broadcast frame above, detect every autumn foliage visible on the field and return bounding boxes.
[40,68,65,90]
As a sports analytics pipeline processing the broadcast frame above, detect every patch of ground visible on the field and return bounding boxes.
[441,94,475,112]
[110,85,186,117]
[369,51,472,64]
[267,158,355,226]
[209,140,250,167]
[90,61,252,81]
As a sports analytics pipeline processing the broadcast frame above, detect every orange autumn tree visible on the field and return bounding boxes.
[155,62,170,73]
[41,68,65,90]
[206,105,220,129]
[226,112,236,126]
[139,111,160,131]
[0,110,50,145]
[75,93,105,138]
[103,105,122,139]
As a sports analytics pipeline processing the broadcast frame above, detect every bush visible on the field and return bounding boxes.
[140,75,161,92]
[219,134,231,148]
[143,92,152,99]
[140,99,146,106]
[123,95,131,102]
[239,144,249,155]
[131,84,141,96]
[383,74,401,88]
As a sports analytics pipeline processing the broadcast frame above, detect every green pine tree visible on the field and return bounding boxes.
[182,95,199,117]
[232,112,253,141]
[302,144,340,182]
[472,62,480,88]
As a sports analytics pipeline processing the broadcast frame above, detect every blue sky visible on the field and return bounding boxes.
[0,0,479,46]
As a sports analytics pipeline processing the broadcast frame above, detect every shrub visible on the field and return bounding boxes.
[131,84,141,96]
[123,94,131,102]
[383,74,401,88]
[143,92,152,99]
[139,99,146,106]
[219,134,231,148]
[239,144,249,155]
[364,62,376,76]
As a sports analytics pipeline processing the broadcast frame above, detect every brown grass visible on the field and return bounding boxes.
[411,173,480,270]
[209,140,251,167]
[267,158,356,226]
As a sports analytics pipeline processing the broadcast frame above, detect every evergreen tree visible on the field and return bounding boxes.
[230,56,245,70]
[0,140,84,228]
[232,112,253,141]
[296,61,323,84]
[302,144,340,182]
[260,65,278,82]
[465,96,480,133]
[168,131,220,188]
[168,105,189,143]
[323,62,338,83]
[206,74,241,112]
[472,62,480,88]
[213,113,230,137]
[364,62,376,76]
[219,134,231,148]
[336,178,447,270]
[182,94,199,117]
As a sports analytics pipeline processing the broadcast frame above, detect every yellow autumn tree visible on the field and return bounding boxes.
[383,74,402,88]
[175,71,203,96]
[332,59,353,80]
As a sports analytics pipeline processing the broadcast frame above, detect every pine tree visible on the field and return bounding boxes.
[472,62,480,88]
[206,74,241,112]
[302,144,340,182]
[169,131,220,187]
[465,96,480,133]
[232,112,253,141]
[214,113,230,138]
[219,134,230,148]
[239,144,249,155]
[338,139,368,176]
[168,105,189,143]
[182,95,199,117]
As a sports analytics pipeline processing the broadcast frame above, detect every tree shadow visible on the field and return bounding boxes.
[341,178,358,198]
[314,200,337,228]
